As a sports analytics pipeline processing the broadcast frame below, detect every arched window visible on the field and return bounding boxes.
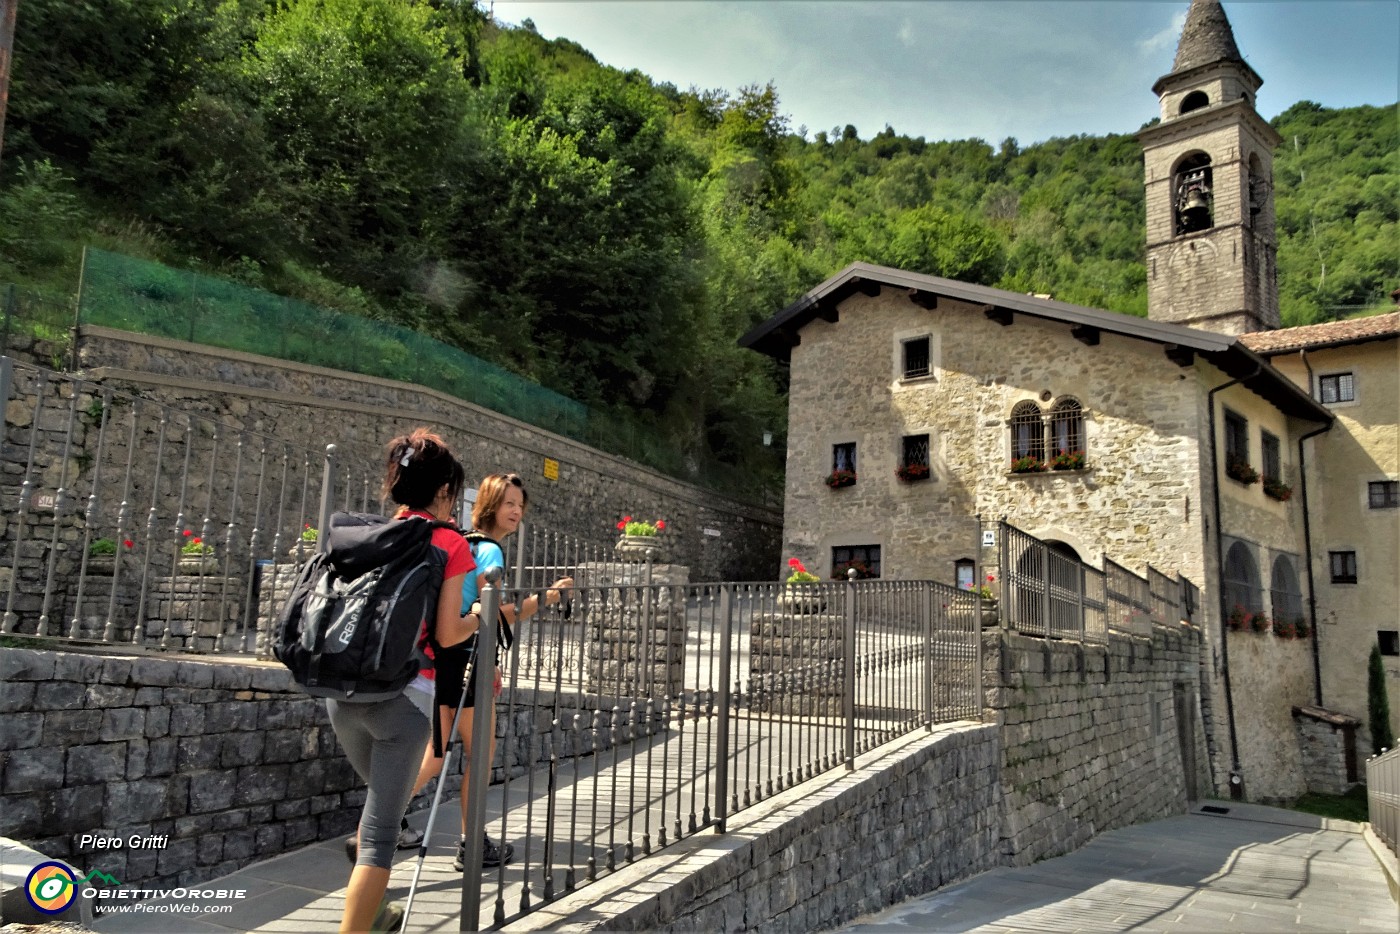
[1270,555,1304,626]
[1179,91,1209,114]
[1049,398,1084,463]
[1010,402,1044,463]
[1223,541,1261,615]
[1174,152,1214,235]
[1247,153,1267,225]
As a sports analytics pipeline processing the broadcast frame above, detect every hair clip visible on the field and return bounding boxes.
[398,445,413,467]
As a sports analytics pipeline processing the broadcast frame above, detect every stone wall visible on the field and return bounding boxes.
[70,326,781,582]
[0,646,621,888]
[1291,706,1361,797]
[986,624,1208,864]
[1223,630,1315,801]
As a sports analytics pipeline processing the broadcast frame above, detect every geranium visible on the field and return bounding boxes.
[1050,450,1085,471]
[825,469,857,488]
[301,524,319,542]
[895,462,931,482]
[786,557,820,584]
[617,515,665,536]
[1263,477,1292,501]
[1225,457,1259,485]
[1010,455,1047,474]
[180,530,214,556]
[965,573,996,601]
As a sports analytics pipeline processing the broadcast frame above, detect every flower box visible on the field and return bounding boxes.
[1225,458,1259,485]
[895,462,931,483]
[825,469,857,489]
[1050,450,1085,471]
[1263,477,1292,501]
[1010,456,1047,474]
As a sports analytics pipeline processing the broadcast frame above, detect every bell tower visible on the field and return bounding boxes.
[1140,0,1282,335]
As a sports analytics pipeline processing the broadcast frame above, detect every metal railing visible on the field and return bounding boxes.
[0,356,377,652]
[997,520,1194,641]
[1368,746,1400,856]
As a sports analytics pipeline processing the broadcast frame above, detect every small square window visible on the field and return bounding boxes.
[1318,373,1355,404]
[1369,481,1399,509]
[1261,432,1281,482]
[832,544,880,579]
[1379,631,1400,657]
[1329,551,1357,584]
[902,337,931,379]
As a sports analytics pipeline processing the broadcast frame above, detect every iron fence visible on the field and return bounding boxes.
[997,520,1194,642]
[1368,745,1400,856]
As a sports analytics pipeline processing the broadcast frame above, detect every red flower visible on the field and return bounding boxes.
[123,539,134,549]
[986,573,996,583]
[656,520,666,530]
[183,530,192,537]
[192,537,202,545]
[623,515,632,523]
[304,523,312,530]
[617,520,626,530]
[788,557,800,567]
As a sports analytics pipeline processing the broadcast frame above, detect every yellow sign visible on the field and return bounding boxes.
[542,457,559,482]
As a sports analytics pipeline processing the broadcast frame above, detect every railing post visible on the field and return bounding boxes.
[0,355,11,443]
[922,583,933,730]
[714,584,734,833]
[1078,563,1087,642]
[316,444,336,552]
[844,568,857,770]
[2,284,15,358]
[461,568,502,932]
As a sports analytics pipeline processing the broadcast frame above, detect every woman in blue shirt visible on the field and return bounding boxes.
[411,472,573,871]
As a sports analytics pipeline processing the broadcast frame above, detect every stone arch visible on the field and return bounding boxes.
[1180,90,1209,114]
[1172,151,1214,235]
[1223,540,1261,613]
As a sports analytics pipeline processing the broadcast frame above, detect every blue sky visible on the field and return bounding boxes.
[492,1,1399,145]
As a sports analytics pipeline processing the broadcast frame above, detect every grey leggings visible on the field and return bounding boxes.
[327,693,430,868]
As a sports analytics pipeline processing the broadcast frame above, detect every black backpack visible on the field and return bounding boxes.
[273,512,451,702]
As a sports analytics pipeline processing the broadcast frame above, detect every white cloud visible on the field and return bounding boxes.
[898,19,916,47]
[1139,11,1188,56]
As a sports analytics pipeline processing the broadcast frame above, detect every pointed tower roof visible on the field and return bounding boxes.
[1171,0,1244,73]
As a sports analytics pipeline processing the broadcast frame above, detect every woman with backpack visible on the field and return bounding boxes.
[333,429,481,934]
[411,472,573,871]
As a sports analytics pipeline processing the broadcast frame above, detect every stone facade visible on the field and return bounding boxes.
[69,326,781,582]
[1292,706,1361,797]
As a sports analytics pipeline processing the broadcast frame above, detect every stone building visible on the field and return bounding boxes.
[740,0,1394,798]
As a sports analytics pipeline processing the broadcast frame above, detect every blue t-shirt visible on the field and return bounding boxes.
[461,539,505,612]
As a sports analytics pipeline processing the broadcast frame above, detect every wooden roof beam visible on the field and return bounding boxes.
[983,304,1013,326]
[1072,325,1100,346]
[908,288,938,309]
[853,277,881,297]
[1164,344,1194,367]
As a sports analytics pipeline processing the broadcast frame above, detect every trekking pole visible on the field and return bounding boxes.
[401,633,481,928]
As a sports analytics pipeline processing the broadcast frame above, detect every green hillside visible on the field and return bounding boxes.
[2,1,1395,492]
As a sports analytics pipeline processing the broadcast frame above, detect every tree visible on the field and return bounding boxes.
[1370,644,1395,754]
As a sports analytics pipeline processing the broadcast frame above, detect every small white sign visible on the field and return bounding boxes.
[981,530,996,547]
[703,528,721,538]
[33,493,58,511]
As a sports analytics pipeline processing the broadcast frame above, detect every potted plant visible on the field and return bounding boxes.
[1050,450,1085,471]
[179,530,216,573]
[825,468,857,489]
[1010,455,1047,474]
[1249,609,1269,633]
[895,462,931,483]
[966,573,999,626]
[86,537,132,574]
[1271,617,1297,639]
[1263,477,1292,501]
[1227,605,1249,632]
[780,558,826,614]
[615,515,666,561]
[1225,457,1259,485]
[291,523,319,556]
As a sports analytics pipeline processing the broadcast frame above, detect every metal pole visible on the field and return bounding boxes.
[460,568,501,931]
[316,444,335,551]
[713,584,733,833]
[843,568,857,770]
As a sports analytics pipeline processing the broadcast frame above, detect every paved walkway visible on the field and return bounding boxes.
[845,802,1397,934]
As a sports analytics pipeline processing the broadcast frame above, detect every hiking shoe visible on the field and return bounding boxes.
[396,818,423,850]
[371,899,404,933]
[345,819,420,864]
[454,835,514,871]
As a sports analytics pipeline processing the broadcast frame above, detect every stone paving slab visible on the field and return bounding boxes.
[845,803,1397,934]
